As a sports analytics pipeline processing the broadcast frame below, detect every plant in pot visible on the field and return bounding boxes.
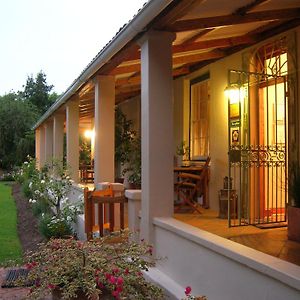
[288,162,300,242]
[115,107,136,183]
[176,141,190,167]
[20,231,164,299]
[122,136,141,189]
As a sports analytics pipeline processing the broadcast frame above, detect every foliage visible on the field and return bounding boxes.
[0,72,58,170]
[0,93,39,169]
[21,71,56,114]
[0,171,15,181]
[182,286,207,300]
[122,136,141,186]
[0,183,22,265]
[115,107,136,168]
[15,158,82,239]
[14,156,39,185]
[21,232,164,300]
[38,214,73,239]
[176,141,190,160]
[79,135,92,166]
[289,162,300,208]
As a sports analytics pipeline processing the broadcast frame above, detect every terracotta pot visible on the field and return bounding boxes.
[288,206,300,242]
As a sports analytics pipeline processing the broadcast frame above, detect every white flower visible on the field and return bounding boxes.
[41,213,45,218]
[29,198,32,203]
[29,182,33,188]
[41,180,45,184]
[32,199,37,203]
[66,216,72,222]
[24,161,28,165]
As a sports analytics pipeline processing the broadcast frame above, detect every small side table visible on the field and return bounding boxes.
[218,189,238,219]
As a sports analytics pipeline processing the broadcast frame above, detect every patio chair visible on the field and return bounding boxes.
[174,156,210,213]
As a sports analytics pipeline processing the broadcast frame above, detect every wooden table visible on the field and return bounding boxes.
[174,165,209,208]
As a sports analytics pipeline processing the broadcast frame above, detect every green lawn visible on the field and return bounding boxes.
[0,182,22,264]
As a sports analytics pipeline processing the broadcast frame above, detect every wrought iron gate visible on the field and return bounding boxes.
[227,69,288,227]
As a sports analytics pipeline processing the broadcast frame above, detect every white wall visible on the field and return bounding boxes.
[153,218,300,300]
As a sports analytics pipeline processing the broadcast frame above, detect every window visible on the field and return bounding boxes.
[189,74,210,160]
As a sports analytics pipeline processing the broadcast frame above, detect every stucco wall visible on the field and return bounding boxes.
[153,217,300,300]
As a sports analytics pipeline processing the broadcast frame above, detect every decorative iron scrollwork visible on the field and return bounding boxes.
[229,144,285,168]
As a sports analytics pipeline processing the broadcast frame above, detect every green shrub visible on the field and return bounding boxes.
[31,199,51,217]
[38,214,73,239]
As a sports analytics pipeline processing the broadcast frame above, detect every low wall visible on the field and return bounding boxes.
[153,218,300,300]
[67,185,86,240]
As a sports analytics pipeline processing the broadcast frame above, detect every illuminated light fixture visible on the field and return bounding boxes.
[84,129,95,139]
[225,85,245,104]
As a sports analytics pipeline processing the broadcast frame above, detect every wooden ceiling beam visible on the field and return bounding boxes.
[234,0,269,15]
[166,8,300,32]
[173,35,255,53]
[181,28,215,44]
[96,41,140,75]
[110,63,140,75]
[154,0,205,28]
[173,49,224,64]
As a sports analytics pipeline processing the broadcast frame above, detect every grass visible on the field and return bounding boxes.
[0,182,22,265]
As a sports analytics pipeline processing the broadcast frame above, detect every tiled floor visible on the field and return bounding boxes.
[175,209,300,266]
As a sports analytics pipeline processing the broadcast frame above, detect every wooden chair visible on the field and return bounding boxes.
[174,156,210,213]
[84,186,126,239]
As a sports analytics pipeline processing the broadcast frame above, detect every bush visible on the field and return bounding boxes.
[0,172,15,181]
[20,232,164,300]
[30,199,51,217]
[38,214,73,239]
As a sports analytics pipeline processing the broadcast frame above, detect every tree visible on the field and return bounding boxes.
[0,93,39,169]
[22,71,56,114]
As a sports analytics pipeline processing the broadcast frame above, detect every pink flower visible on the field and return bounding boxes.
[117,276,124,285]
[76,241,83,248]
[116,285,123,292]
[109,276,116,284]
[185,286,192,296]
[124,268,129,275]
[112,268,119,274]
[47,283,56,289]
[148,246,153,255]
[105,273,111,280]
[112,290,119,298]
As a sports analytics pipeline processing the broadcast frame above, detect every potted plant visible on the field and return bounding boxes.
[122,136,141,189]
[288,162,300,242]
[20,232,163,299]
[176,141,190,167]
[115,107,136,183]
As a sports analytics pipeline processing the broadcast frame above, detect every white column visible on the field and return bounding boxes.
[39,126,46,168]
[35,127,41,169]
[53,114,65,163]
[94,76,115,184]
[139,30,175,243]
[66,100,79,183]
[45,121,53,164]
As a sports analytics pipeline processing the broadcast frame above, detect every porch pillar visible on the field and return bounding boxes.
[139,30,175,243]
[93,76,115,184]
[53,114,65,164]
[66,100,79,183]
[45,121,53,164]
[35,127,44,170]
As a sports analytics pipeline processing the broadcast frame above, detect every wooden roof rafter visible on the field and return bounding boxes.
[165,8,300,32]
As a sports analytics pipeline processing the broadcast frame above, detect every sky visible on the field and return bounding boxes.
[0,0,147,95]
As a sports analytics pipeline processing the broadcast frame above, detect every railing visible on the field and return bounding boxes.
[84,186,126,239]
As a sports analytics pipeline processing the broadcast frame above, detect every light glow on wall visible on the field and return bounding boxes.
[225,86,245,104]
[84,129,95,140]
